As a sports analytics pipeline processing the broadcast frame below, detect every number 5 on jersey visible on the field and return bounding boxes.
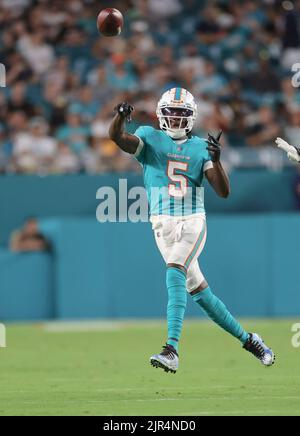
[167,161,189,198]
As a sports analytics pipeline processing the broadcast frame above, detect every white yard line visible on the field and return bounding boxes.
[42,318,278,333]
[19,395,300,404]
[43,319,169,332]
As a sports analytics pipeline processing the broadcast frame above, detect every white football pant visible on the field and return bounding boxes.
[151,214,207,293]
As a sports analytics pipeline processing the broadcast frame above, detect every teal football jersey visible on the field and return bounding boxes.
[134,126,212,216]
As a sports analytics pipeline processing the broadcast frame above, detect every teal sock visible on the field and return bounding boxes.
[166,267,187,352]
[192,287,249,345]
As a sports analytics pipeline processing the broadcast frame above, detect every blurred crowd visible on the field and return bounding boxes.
[1,0,300,174]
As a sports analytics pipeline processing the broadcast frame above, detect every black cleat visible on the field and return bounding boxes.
[243,333,275,366]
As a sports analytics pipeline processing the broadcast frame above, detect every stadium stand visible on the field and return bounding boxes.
[1,0,300,174]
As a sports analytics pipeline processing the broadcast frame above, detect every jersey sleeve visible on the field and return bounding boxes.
[203,159,213,172]
[133,126,148,165]
[200,139,213,172]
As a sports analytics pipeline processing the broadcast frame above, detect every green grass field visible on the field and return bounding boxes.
[0,319,299,416]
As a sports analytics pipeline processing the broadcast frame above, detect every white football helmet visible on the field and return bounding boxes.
[156,87,197,139]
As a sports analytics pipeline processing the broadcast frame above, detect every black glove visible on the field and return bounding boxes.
[206,130,223,162]
[114,102,134,123]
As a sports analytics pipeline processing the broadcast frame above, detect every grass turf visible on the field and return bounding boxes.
[0,319,299,416]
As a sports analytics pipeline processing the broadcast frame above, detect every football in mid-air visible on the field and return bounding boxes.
[97,8,124,37]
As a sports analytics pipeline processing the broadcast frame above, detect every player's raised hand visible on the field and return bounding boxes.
[114,102,134,122]
[275,137,294,153]
[206,130,223,162]
[275,137,300,163]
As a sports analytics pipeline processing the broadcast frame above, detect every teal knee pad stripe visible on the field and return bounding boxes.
[192,287,248,344]
[166,267,187,352]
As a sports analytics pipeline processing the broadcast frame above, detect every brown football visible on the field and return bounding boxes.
[97,8,124,37]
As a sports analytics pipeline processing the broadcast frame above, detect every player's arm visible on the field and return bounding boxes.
[275,137,300,163]
[205,131,230,198]
[109,102,140,154]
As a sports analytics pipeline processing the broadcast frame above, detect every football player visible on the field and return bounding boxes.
[275,137,300,163]
[109,88,275,373]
